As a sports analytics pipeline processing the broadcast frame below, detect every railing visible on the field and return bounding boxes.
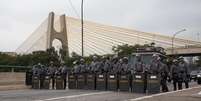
[0,65,31,72]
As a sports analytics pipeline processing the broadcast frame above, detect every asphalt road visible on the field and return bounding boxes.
[0,82,200,101]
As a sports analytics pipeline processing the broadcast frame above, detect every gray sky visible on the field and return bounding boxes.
[0,0,201,51]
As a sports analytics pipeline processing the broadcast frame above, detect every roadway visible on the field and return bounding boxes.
[0,82,200,101]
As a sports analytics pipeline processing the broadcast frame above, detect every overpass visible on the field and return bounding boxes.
[166,45,201,56]
[16,12,201,56]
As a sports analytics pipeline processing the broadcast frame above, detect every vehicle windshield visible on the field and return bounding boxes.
[129,53,154,65]
[141,54,153,65]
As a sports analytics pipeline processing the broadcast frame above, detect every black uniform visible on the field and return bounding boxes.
[39,65,46,89]
[48,65,56,89]
[32,65,40,77]
[72,64,80,74]
[90,60,102,73]
[103,59,111,73]
[160,62,169,92]
[133,55,144,73]
[134,56,146,93]
[61,65,68,89]
[171,62,179,91]
[178,61,189,89]
[120,58,129,74]
[150,58,160,75]
[116,59,123,74]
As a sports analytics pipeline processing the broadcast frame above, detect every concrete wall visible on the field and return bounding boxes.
[0,72,25,86]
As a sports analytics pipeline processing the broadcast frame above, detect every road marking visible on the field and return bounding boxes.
[35,91,111,101]
[127,86,201,101]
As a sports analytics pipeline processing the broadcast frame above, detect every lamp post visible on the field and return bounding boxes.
[81,0,84,57]
[171,29,186,54]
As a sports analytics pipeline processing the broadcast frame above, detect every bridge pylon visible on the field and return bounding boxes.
[46,12,69,57]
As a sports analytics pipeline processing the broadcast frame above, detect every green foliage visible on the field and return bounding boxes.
[0,52,16,65]
[0,47,60,66]
[112,43,155,57]
[0,43,165,68]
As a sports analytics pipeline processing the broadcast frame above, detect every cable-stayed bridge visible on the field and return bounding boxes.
[16,12,201,56]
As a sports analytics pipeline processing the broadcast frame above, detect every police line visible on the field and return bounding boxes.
[69,72,159,94]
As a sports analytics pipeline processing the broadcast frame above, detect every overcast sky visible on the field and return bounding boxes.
[0,0,201,52]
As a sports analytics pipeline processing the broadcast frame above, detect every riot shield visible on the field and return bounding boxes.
[43,75,50,89]
[32,75,40,89]
[132,73,145,93]
[86,73,96,90]
[56,75,64,90]
[107,74,118,91]
[77,73,86,89]
[147,74,160,94]
[96,73,107,90]
[68,73,77,89]
[119,73,131,92]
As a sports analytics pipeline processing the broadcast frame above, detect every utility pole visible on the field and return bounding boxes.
[81,0,84,57]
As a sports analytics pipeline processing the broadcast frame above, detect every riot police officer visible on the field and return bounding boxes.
[72,61,80,74]
[178,56,189,89]
[32,64,41,89]
[120,57,129,74]
[32,64,40,77]
[160,59,169,92]
[79,58,87,73]
[90,56,102,73]
[110,55,119,74]
[61,61,68,89]
[116,58,123,74]
[99,56,106,73]
[89,56,96,73]
[38,63,46,89]
[48,61,56,89]
[103,57,111,73]
[134,54,144,73]
[55,66,62,77]
[150,54,160,74]
[133,54,146,93]
[171,59,179,91]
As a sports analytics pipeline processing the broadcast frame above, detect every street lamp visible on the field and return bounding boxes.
[171,29,186,54]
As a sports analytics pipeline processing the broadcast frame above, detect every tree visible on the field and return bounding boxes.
[0,52,16,65]
[112,44,142,57]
